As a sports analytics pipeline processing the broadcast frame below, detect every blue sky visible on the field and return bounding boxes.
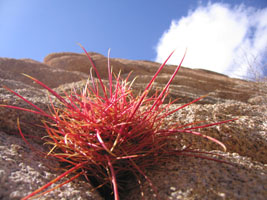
[0,0,267,79]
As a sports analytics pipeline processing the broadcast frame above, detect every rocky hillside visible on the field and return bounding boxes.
[0,52,266,200]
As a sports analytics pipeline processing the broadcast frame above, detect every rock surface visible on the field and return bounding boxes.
[43,52,260,104]
[127,152,267,200]
[127,102,267,200]
[0,57,87,89]
[0,131,102,200]
[0,52,266,199]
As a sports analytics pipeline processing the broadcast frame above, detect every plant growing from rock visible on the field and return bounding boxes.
[1,46,236,200]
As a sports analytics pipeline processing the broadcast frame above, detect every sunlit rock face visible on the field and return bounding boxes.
[0,52,266,200]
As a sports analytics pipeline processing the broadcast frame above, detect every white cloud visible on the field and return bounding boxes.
[155,3,267,79]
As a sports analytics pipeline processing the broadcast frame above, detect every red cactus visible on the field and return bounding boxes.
[1,47,236,200]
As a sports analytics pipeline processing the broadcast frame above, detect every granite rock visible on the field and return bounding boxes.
[43,52,260,104]
[0,57,88,89]
[0,53,266,200]
[0,131,102,200]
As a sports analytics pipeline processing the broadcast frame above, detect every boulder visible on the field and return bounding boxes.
[43,52,260,104]
[43,52,129,79]
[0,52,266,199]
[0,57,88,89]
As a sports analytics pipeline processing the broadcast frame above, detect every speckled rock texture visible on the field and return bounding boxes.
[124,100,267,200]
[1,53,266,199]
[127,152,267,200]
[0,131,102,200]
